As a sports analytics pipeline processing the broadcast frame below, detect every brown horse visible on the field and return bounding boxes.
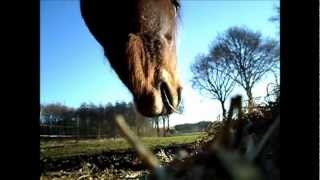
[80,0,182,117]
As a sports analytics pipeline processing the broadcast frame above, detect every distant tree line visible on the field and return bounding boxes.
[40,102,161,138]
[174,121,211,133]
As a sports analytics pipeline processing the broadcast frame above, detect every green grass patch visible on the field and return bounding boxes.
[40,132,206,160]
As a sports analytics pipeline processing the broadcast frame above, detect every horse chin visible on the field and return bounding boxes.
[134,86,180,117]
[134,91,164,117]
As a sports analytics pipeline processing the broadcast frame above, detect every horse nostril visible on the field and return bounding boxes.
[165,33,172,42]
[159,81,173,113]
[177,86,182,107]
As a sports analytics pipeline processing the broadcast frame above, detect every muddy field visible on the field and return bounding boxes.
[40,133,205,179]
[40,111,280,180]
[41,143,196,179]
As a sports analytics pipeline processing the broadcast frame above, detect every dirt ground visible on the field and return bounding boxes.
[41,144,196,179]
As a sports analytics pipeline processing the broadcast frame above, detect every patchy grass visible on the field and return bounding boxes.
[41,132,206,160]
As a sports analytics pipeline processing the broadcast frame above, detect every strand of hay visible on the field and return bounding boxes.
[115,115,160,171]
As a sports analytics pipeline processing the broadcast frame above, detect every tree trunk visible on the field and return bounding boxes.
[76,116,79,142]
[86,118,89,137]
[220,100,226,120]
[162,117,166,137]
[246,90,254,113]
[97,120,101,139]
[167,117,170,132]
[155,118,160,137]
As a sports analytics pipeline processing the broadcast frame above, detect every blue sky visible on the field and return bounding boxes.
[41,0,279,126]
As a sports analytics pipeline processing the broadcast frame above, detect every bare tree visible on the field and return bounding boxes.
[269,6,280,23]
[210,27,279,112]
[191,55,235,119]
[270,5,280,80]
